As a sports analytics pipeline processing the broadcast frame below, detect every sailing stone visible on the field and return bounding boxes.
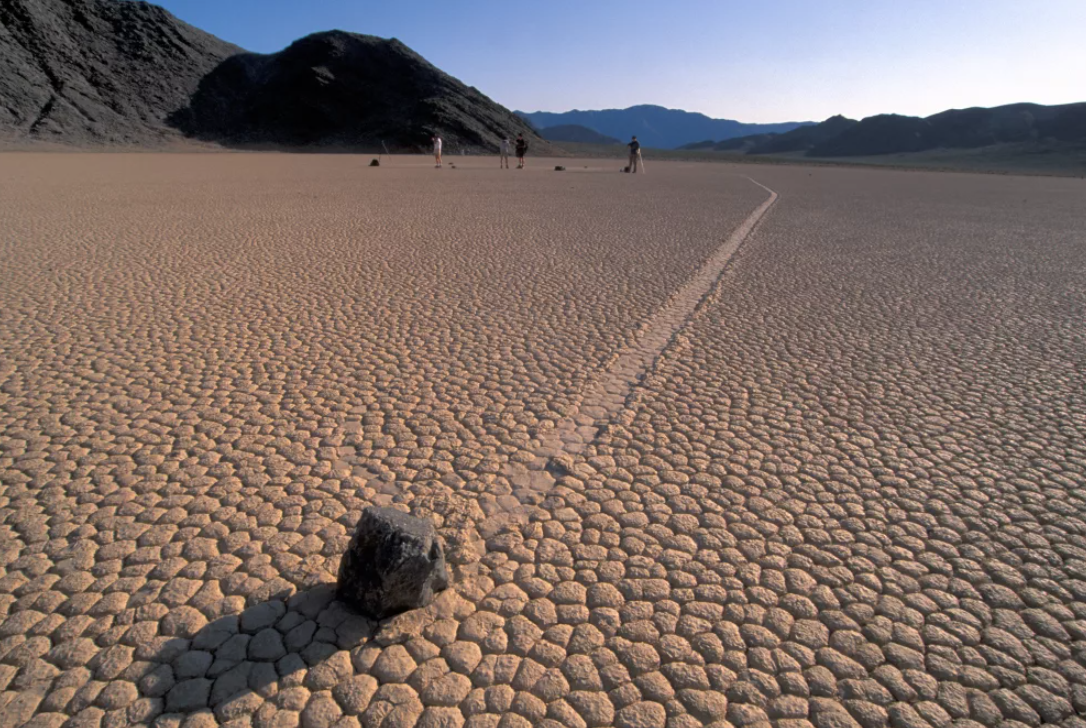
[336,507,450,620]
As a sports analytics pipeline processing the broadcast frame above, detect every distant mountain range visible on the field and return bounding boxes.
[681,104,1086,157]
[516,105,813,150]
[1,0,543,151]
[539,124,620,145]
[2,0,1082,163]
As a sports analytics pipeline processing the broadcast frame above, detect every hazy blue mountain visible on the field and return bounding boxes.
[516,105,813,149]
[540,124,620,144]
[678,116,857,153]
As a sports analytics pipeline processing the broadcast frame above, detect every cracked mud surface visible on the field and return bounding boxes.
[1,155,1085,728]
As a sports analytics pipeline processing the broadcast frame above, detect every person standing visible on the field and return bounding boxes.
[627,136,643,173]
[499,137,511,169]
[515,133,528,169]
[432,134,443,168]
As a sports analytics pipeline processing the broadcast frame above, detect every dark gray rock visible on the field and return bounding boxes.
[0,0,240,146]
[336,507,449,620]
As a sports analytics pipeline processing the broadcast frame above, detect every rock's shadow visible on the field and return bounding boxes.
[145,584,376,722]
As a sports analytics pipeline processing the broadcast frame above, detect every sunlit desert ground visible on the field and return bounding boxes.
[1,154,1085,728]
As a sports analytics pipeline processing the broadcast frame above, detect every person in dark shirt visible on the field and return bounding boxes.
[515,133,528,169]
[628,136,643,173]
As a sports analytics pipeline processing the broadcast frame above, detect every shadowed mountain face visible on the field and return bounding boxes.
[747,114,859,154]
[680,115,860,154]
[679,104,1086,159]
[517,105,812,149]
[812,103,1086,157]
[170,31,544,152]
[925,103,1086,147]
[540,123,620,145]
[0,0,240,144]
[709,133,777,152]
[810,114,932,156]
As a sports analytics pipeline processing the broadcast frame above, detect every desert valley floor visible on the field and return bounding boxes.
[1,154,1085,728]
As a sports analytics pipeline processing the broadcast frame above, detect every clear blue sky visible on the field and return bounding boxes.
[157,0,1086,123]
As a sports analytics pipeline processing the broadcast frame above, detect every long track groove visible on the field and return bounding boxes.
[484,177,780,530]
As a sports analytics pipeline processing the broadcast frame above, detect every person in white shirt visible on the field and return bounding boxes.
[432,135,443,168]
[499,137,511,169]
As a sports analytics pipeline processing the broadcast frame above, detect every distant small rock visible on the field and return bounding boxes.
[554,165,566,171]
[336,507,450,620]
[369,159,380,167]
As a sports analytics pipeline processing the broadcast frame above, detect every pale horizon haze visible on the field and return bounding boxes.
[155,0,1086,123]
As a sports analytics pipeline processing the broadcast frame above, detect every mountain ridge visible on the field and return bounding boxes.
[679,103,1086,159]
[539,124,621,145]
[516,105,813,150]
[811,102,1086,156]
[169,30,544,152]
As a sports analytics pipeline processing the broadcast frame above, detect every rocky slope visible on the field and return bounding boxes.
[0,0,241,145]
[169,31,544,153]
[1,1,544,152]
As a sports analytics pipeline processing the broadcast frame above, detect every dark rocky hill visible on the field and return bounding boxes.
[924,103,1086,147]
[811,103,1086,157]
[516,105,812,149]
[747,114,858,154]
[1,1,544,152]
[678,104,1086,160]
[679,116,857,154]
[0,0,241,145]
[811,114,945,156]
[170,31,544,152]
[540,124,620,145]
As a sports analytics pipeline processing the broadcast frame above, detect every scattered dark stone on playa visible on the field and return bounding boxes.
[370,159,380,166]
[336,507,449,620]
[554,165,566,171]
[545,457,572,478]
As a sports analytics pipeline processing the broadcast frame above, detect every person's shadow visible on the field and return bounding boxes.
[143,583,377,721]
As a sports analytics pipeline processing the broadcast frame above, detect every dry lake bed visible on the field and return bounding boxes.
[1,154,1085,728]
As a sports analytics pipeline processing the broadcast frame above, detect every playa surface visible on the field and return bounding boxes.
[1,154,1085,728]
